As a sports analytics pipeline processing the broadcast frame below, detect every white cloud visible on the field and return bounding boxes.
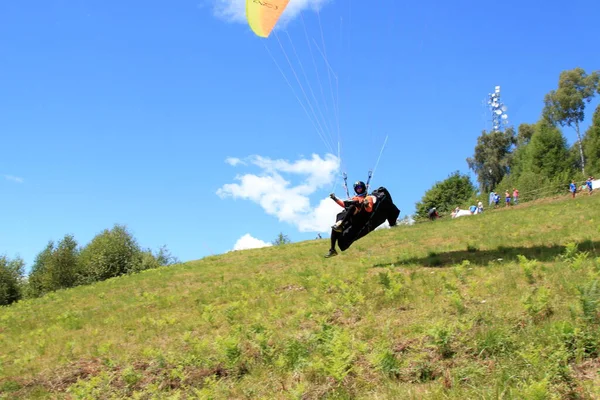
[3,175,24,183]
[232,233,273,251]
[217,153,341,232]
[211,0,330,26]
[225,157,245,166]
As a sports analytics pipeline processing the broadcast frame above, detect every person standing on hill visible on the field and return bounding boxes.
[512,188,519,205]
[586,177,593,195]
[570,180,577,198]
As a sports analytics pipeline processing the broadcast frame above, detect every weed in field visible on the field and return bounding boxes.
[522,286,554,323]
[428,324,455,359]
[474,327,515,358]
[518,254,539,284]
[373,348,401,378]
[577,280,600,323]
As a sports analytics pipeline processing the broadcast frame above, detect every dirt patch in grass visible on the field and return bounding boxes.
[0,357,105,397]
[276,284,306,293]
[572,358,600,381]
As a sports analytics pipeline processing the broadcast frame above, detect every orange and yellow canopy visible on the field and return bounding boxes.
[246,0,290,38]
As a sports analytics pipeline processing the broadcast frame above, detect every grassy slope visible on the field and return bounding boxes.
[1,194,600,399]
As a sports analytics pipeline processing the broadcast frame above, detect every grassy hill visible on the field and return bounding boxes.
[1,194,600,399]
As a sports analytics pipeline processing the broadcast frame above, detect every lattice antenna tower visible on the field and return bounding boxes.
[487,85,509,132]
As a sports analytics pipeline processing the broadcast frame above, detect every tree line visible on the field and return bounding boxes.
[0,224,178,306]
[415,67,600,218]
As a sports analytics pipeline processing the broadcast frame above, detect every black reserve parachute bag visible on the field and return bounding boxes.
[337,187,401,251]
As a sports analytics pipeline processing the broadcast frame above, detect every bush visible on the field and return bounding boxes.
[272,233,291,246]
[79,224,143,282]
[415,171,476,218]
[155,245,179,266]
[0,255,25,306]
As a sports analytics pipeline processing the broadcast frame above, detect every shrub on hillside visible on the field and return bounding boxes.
[155,245,179,266]
[134,245,180,273]
[272,233,291,246]
[79,224,143,282]
[415,171,477,218]
[0,255,25,306]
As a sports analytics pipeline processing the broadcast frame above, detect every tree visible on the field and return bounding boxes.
[272,232,291,246]
[582,104,600,176]
[415,171,476,218]
[25,235,81,297]
[47,235,81,290]
[0,255,25,306]
[543,67,600,175]
[522,119,572,179]
[26,241,54,297]
[79,224,143,282]
[467,127,516,192]
[506,124,537,180]
[517,123,535,147]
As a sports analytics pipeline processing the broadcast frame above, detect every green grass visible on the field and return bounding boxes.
[1,194,600,399]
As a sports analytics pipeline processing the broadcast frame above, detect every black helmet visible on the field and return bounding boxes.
[353,181,366,194]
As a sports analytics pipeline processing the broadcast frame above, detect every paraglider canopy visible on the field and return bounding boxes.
[246,0,290,38]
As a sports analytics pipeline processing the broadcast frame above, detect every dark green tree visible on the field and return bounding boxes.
[467,127,516,192]
[507,124,537,180]
[415,171,476,218]
[543,67,600,175]
[0,255,25,306]
[582,104,600,176]
[522,119,572,178]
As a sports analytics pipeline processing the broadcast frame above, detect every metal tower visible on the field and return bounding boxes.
[487,85,509,132]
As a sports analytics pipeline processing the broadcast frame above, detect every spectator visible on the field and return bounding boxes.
[512,188,519,205]
[505,190,511,206]
[569,180,577,198]
[477,200,484,213]
[428,207,439,221]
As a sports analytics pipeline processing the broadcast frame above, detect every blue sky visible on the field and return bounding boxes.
[2,0,599,270]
